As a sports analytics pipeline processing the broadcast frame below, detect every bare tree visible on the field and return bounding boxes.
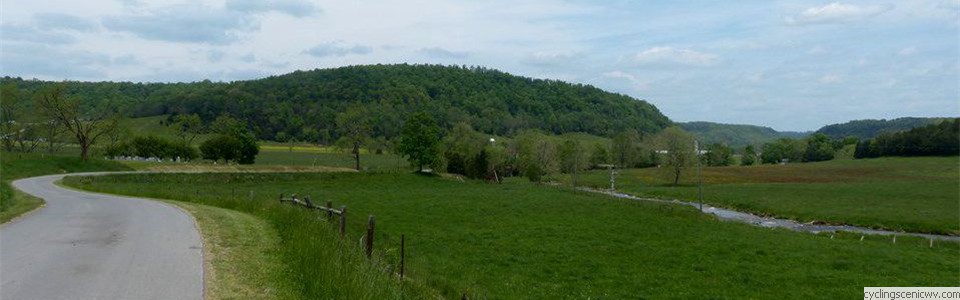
[35,86,118,161]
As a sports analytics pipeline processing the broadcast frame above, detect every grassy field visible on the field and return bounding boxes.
[257,149,409,171]
[568,156,960,235]
[65,172,959,299]
[0,152,132,223]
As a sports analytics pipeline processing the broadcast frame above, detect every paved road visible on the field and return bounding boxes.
[1,173,203,300]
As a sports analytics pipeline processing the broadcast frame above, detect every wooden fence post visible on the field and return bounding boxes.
[365,215,375,258]
[400,234,405,279]
[326,201,333,221]
[339,206,347,239]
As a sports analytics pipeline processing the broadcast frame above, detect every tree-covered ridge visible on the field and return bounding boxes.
[679,121,807,148]
[815,117,952,139]
[2,64,671,141]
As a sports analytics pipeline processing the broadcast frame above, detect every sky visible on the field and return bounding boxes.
[1,0,958,131]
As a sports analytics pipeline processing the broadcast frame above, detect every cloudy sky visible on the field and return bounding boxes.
[2,0,958,131]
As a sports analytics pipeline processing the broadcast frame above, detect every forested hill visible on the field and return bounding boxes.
[679,121,807,148]
[815,117,953,139]
[3,64,671,141]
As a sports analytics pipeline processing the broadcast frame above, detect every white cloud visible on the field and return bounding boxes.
[627,47,718,67]
[102,4,257,44]
[603,70,648,90]
[819,74,844,84]
[225,0,320,18]
[786,2,889,25]
[417,47,468,59]
[898,46,918,56]
[303,41,373,57]
[523,51,576,67]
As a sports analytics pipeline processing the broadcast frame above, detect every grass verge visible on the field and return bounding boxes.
[166,200,295,300]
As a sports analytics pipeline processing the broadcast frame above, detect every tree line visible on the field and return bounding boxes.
[854,119,959,158]
[1,64,672,144]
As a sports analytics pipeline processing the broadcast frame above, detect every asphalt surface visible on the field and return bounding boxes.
[1,173,203,300]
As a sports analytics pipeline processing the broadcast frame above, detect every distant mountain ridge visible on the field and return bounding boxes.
[679,121,808,148]
[815,117,954,139]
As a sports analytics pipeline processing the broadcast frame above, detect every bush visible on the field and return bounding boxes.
[200,134,259,164]
[104,136,198,161]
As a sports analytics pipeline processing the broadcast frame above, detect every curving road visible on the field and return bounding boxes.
[1,173,203,300]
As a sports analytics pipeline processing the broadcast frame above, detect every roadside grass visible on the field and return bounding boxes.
[568,156,960,235]
[166,200,295,300]
[0,152,131,223]
[65,172,959,299]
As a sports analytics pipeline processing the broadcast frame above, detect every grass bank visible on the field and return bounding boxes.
[570,156,960,235]
[0,152,131,223]
[65,172,959,299]
[165,200,295,299]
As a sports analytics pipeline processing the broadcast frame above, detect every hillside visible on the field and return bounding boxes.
[2,64,671,141]
[680,121,807,148]
[816,117,952,139]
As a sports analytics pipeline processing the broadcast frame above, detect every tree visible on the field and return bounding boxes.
[398,112,441,172]
[654,127,695,185]
[336,105,371,171]
[0,82,21,152]
[335,105,372,171]
[702,143,733,166]
[442,122,484,175]
[34,85,117,161]
[761,138,805,164]
[803,133,835,162]
[611,130,641,168]
[200,135,242,163]
[589,143,609,168]
[558,139,588,186]
[171,114,204,144]
[515,130,557,183]
[741,145,756,166]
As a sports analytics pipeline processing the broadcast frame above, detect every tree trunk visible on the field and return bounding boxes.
[353,143,361,171]
[80,143,90,161]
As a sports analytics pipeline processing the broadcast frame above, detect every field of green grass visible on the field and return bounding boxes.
[64,172,959,299]
[568,157,960,235]
[257,149,409,171]
[0,152,132,223]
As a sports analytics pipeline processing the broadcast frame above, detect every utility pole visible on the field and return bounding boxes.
[695,140,703,211]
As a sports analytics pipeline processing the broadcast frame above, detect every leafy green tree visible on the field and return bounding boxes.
[515,130,557,183]
[0,82,22,152]
[702,143,733,166]
[336,105,372,171]
[398,112,441,172]
[172,114,203,144]
[761,138,805,164]
[442,122,484,175]
[654,127,695,185]
[803,133,835,162]
[200,135,242,163]
[611,130,641,168]
[589,143,609,168]
[741,145,756,166]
